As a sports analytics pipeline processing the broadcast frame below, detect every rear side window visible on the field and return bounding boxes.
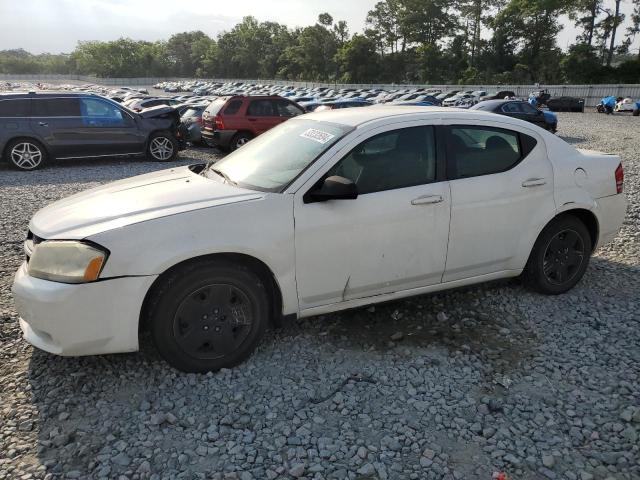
[224,100,243,115]
[33,98,81,117]
[501,103,522,113]
[445,126,528,179]
[247,100,276,116]
[0,99,31,117]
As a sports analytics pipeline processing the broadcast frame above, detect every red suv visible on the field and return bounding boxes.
[201,96,305,151]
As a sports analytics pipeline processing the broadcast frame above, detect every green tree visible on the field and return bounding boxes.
[336,34,379,83]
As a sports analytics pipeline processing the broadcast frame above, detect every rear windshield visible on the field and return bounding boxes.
[203,98,227,117]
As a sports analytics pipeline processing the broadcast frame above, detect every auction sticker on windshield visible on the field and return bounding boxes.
[300,128,335,144]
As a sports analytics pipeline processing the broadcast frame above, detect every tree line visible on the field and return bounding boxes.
[2,0,640,84]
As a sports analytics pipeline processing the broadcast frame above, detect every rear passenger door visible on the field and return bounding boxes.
[442,123,555,282]
[246,99,283,134]
[31,97,84,157]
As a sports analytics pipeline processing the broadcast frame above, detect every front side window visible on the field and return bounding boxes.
[80,98,126,126]
[276,100,304,117]
[33,98,81,117]
[207,119,351,191]
[326,126,436,195]
[445,126,523,179]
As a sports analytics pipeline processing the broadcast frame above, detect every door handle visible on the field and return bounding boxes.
[248,118,257,122]
[522,178,547,187]
[411,195,443,206]
[38,122,48,127]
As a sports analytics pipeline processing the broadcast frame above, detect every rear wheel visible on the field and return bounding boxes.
[147,131,178,162]
[230,132,253,151]
[523,215,591,295]
[5,138,47,171]
[147,260,269,372]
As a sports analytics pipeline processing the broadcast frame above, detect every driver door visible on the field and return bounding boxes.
[293,122,451,311]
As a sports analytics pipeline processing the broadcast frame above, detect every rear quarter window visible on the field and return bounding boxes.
[0,99,31,117]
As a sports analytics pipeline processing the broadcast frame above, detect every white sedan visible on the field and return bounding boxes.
[13,107,627,372]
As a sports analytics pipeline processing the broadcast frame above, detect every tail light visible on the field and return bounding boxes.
[214,115,225,130]
[615,163,624,194]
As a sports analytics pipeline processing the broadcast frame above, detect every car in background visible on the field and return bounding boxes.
[0,92,186,170]
[201,95,305,151]
[12,106,626,372]
[614,97,637,112]
[180,104,209,145]
[479,90,516,102]
[471,99,557,132]
[471,100,558,132]
[128,97,182,112]
[313,99,373,111]
[546,96,585,113]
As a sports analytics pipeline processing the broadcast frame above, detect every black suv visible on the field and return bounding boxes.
[0,92,186,170]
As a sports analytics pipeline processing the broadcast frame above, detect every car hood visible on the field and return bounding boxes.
[29,166,264,239]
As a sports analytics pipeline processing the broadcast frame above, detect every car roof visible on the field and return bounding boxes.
[0,91,99,99]
[303,105,527,127]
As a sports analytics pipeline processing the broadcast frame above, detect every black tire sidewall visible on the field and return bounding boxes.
[147,132,178,162]
[230,133,252,151]
[149,262,269,372]
[525,216,592,295]
[5,138,47,171]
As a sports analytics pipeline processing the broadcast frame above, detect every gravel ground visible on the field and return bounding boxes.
[0,113,638,480]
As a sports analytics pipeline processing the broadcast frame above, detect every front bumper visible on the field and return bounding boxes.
[12,262,157,356]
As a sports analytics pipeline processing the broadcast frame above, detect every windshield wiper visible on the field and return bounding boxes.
[210,167,237,185]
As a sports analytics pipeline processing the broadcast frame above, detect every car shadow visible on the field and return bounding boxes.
[21,255,639,476]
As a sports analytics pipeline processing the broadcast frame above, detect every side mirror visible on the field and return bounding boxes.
[305,175,358,203]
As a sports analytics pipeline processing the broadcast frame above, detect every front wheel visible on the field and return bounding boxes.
[523,215,591,295]
[147,132,178,162]
[147,261,269,372]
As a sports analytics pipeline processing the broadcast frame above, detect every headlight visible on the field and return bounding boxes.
[28,241,108,284]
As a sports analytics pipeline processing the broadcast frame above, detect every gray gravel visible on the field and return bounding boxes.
[1,113,639,480]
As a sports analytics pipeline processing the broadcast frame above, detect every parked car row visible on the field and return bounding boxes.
[1,80,569,169]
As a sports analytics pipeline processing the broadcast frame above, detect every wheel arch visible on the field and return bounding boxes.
[533,208,599,255]
[2,135,52,158]
[139,252,285,335]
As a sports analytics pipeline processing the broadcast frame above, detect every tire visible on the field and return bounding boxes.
[230,132,253,151]
[147,131,178,162]
[523,215,592,295]
[147,260,269,373]
[4,138,47,171]
[633,109,639,117]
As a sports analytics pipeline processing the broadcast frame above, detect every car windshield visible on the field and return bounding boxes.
[205,119,352,192]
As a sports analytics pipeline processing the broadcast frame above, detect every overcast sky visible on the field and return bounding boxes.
[0,0,638,54]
